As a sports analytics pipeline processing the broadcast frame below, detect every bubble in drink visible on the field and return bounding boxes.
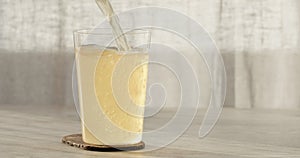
[76,45,148,145]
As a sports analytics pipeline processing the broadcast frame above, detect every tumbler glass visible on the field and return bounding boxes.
[73,28,150,145]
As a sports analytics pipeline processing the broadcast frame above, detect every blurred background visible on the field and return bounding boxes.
[0,0,300,109]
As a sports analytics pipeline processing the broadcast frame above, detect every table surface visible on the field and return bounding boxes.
[1,104,300,158]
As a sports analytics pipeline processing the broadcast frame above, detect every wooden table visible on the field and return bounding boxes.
[1,104,300,158]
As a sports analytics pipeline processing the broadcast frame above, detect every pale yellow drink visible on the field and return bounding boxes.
[75,45,148,145]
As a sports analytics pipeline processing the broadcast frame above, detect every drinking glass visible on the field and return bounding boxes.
[73,28,151,145]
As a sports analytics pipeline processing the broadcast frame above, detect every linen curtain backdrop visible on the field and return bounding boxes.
[0,0,299,109]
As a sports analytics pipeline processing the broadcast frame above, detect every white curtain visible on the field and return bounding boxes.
[0,0,299,109]
[218,0,300,109]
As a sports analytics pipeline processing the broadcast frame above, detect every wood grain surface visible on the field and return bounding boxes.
[0,104,299,157]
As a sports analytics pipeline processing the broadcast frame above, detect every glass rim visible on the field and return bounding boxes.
[73,28,150,36]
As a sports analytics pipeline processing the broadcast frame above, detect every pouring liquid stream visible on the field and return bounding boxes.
[76,0,147,145]
[95,0,130,51]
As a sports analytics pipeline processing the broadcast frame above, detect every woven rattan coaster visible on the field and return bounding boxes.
[62,134,145,152]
